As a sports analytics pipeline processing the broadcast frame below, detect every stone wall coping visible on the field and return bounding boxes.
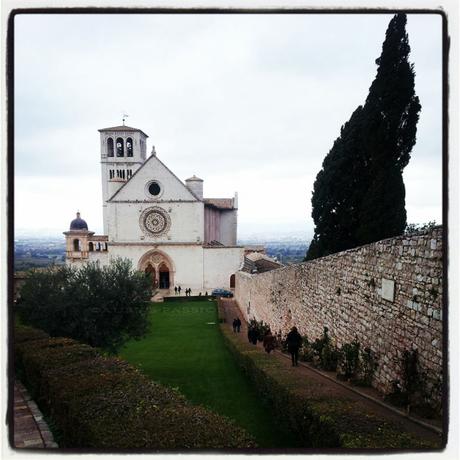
[240,226,443,278]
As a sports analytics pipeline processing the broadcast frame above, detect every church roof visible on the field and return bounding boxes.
[204,240,225,247]
[204,198,235,210]
[241,254,283,274]
[107,152,200,202]
[98,125,149,138]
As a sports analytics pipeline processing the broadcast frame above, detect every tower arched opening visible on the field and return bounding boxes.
[107,137,114,157]
[126,137,133,157]
[116,137,124,157]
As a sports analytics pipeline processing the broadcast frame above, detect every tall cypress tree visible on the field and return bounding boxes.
[306,14,420,260]
[356,13,421,244]
[307,106,366,259]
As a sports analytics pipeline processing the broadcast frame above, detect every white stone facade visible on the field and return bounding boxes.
[64,124,243,292]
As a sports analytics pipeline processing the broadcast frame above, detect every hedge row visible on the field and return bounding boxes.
[15,324,256,449]
[220,326,441,449]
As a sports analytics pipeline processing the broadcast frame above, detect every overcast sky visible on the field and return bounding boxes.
[14,12,443,239]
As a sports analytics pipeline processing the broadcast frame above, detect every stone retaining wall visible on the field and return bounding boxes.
[235,227,443,403]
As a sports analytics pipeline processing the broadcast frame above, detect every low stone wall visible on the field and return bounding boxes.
[235,227,443,403]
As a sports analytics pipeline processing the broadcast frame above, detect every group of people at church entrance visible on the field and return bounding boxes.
[174,286,194,296]
[232,318,242,333]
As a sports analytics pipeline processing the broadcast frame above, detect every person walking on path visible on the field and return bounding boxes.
[248,326,258,345]
[178,285,182,295]
[286,326,302,366]
[263,329,276,353]
[174,286,178,295]
[232,318,238,333]
[235,318,241,333]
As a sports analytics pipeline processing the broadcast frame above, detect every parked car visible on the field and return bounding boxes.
[211,288,234,298]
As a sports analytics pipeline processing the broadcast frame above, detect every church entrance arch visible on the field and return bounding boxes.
[138,250,174,290]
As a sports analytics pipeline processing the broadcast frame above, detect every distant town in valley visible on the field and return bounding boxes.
[14,231,311,271]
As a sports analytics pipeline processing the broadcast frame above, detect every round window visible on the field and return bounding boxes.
[148,182,161,196]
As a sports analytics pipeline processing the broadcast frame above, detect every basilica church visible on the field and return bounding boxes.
[64,124,244,292]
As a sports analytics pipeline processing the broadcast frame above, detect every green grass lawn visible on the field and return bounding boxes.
[120,300,293,447]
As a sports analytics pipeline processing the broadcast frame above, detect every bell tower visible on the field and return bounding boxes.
[98,123,149,234]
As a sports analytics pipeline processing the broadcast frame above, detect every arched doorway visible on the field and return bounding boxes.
[159,263,170,289]
[145,264,158,289]
[230,274,236,289]
[138,249,174,291]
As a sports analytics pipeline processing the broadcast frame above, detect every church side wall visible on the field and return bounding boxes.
[235,227,443,403]
[88,252,109,265]
[204,206,221,243]
[220,210,238,246]
[107,201,204,243]
[203,247,244,290]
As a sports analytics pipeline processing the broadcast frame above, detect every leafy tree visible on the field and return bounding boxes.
[17,259,153,353]
[306,14,421,260]
[404,220,437,235]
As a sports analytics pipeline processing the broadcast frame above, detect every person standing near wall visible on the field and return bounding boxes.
[286,326,302,366]
[263,329,275,353]
[235,318,241,333]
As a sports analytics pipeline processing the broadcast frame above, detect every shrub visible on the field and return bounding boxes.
[15,325,256,449]
[337,340,360,380]
[353,347,378,386]
[299,337,315,362]
[320,341,341,371]
[308,327,340,370]
[386,349,441,418]
[247,319,270,342]
[17,258,153,353]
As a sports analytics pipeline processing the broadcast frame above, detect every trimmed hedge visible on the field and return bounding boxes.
[220,325,441,449]
[14,325,256,449]
[14,325,49,343]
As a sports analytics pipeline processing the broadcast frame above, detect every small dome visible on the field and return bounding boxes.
[70,212,88,230]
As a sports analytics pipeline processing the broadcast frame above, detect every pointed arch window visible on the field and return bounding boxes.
[116,138,124,157]
[126,137,133,157]
[107,138,114,157]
